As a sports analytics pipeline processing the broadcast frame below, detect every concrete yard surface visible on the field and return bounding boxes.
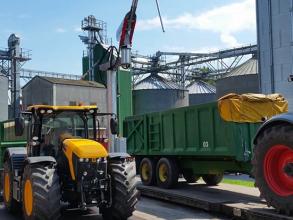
[0,197,228,220]
[138,180,293,220]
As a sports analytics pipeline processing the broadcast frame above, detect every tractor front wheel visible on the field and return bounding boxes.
[101,159,138,220]
[22,164,61,220]
[253,124,293,215]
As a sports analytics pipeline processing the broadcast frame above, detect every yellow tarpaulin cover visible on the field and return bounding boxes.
[218,93,288,123]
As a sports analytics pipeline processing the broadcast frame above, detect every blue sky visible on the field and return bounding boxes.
[0,0,256,75]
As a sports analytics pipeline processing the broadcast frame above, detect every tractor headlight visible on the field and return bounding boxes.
[85,158,89,162]
[79,158,84,162]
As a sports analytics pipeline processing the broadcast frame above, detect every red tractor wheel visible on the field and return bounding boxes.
[253,124,293,215]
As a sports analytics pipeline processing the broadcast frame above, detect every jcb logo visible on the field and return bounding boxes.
[202,141,209,148]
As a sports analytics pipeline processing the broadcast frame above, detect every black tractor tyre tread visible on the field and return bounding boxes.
[156,158,179,189]
[22,164,61,220]
[139,157,156,186]
[102,159,138,220]
[253,124,293,215]
[3,161,20,213]
[202,174,223,186]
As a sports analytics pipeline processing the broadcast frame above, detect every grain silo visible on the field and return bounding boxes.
[133,74,189,115]
[0,74,8,121]
[187,80,216,105]
[216,57,259,98]
[256,0,293,110]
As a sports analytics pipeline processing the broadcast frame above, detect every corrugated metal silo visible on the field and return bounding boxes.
[0,75,8,121]
[133,74,189,115]
[187,80,216,105]
[256,0,293,110]
[216,57,259,98]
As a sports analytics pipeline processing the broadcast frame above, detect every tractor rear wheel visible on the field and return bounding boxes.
[139,157,156,186]
[253,124,293,215]
[202,174,223,186]
[22,164,61,220]
[3,161,20,212]
[101,159,138,220]
[156,158,179,189]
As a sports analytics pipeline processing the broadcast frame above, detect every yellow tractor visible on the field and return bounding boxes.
[2,105,138,220]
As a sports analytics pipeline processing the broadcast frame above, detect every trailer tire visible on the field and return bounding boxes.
[156,158,179,189]
[22,164,61,220]
[101,159,138,220]
[253,124,293,215]
[3,161,20,213]
[139,158,156,186]
[183,171,200,183]
[202,174,223,186]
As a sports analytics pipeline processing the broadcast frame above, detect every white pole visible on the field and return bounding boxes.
[107,69,117,152]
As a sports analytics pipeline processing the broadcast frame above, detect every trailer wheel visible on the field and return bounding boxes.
[22,164,61,220]
[183,171,200,183]
[139,158,156,186]
[3,161,20,213]
[253,124,293,215]
[202,174,223,186]
[156,158,179,189]
[101,159,138,220]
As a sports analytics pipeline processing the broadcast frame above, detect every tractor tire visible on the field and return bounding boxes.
[101,159,138,220]
[3,161,20,213]
[156,158,179,189]
[139,157,156,186]
[202,174,223,186]
[183,171,200,184]
[22,164,61,220]
[253,124,293,215]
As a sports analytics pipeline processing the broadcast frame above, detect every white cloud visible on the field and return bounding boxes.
[74,26,82,33]
[220,33,240,48]
[137,0,255,47]
[56,28,66,33]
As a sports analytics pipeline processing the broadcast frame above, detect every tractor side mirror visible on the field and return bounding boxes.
[15,117,25,136]
[110,118,118,135]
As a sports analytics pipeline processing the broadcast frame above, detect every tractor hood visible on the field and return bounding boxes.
[63,139,108,181]
[63,139,108,159]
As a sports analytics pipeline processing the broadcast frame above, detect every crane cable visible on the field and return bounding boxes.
[155,0,165,33]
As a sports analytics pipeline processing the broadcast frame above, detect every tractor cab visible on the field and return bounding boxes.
[15,105,116,157]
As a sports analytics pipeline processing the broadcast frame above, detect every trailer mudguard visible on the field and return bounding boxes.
[254,113,293,144]
[26,156,56,165]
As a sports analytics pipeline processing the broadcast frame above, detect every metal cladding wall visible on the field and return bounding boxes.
[117,68,133,135]
[0,75,8,121]
[216,74,259,98]
[187,81,216,106]
[22,77,53,108]
[133,89,189,115]
[55,85,107,112]
[257,0,293,109]
[22,77,107,113]
[189,94,216,106]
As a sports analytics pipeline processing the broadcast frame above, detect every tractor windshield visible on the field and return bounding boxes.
[41,111,91,147]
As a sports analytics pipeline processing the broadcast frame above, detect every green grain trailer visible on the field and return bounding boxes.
[124,101,261,188]
[0,120,26,190]
[124,93,288,186]
[0,120,26,168]
[124,93,292,214]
